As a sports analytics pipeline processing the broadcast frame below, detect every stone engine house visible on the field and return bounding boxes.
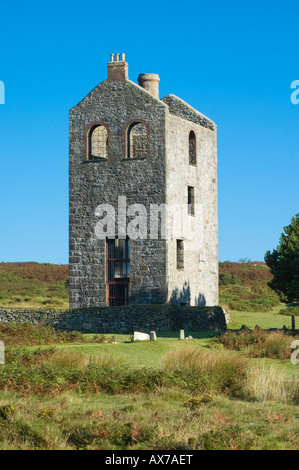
[69,54,218,308]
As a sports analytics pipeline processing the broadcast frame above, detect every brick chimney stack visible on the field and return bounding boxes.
[108,53,128,81]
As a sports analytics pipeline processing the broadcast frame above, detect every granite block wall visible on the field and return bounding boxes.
[0,306,227,333]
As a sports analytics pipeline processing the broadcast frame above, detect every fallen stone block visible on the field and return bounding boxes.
[134,331,150,341]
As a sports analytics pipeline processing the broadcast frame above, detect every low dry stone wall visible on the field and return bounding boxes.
[0,305,227,333]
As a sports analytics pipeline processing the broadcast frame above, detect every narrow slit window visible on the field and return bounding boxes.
[127,122,147,159]
[177,240,184,270]
[188,186,195,216]
[89,125,108,160]
[189,131,196,165]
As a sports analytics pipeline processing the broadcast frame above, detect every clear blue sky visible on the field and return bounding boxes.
[0,0,298,264]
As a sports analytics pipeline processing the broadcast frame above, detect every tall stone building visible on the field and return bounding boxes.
[69,54,218,308]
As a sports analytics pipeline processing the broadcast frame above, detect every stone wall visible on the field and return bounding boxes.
[69,79,168,308]
[165,106,218,307]
[0,306,227,333]
[69,58,218,309]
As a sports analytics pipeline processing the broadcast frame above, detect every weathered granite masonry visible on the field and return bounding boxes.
[69,53,218,308]
[0,306,226,333]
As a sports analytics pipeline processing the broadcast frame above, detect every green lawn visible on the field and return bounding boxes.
[0,261,298,449]
[0,322,298,450]
[51,305,297,369]
[227,304,294,330]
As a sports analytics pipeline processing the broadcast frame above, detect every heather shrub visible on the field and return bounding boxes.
[218,330,295,359]
[0,262,68,282]
[219,273,240,286]
[219,261,280,311]
[198,424,255,450]
[0,262,69,308]
[0,322,113,346]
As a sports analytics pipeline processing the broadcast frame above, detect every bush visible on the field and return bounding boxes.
[265,214,299,303]
[0,322,114,346]
[0,262,68,282]
[219,261,281,312]
[162,347,250,398]
[0,262,69,308]
[218,330,295,359]
[199,424,255,450]
[279,304,299,317]
[219,273,240,286]
[0,404,15,422]
[0,345,250,398]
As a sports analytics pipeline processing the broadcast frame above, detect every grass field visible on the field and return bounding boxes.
[0,262,69,309]
[228,305,295,330]
[0,260,285,312]
[0,323,298,450]
[0,261,298,450]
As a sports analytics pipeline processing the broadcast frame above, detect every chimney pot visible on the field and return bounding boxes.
[108,53,128,80]
[137,73,160,99]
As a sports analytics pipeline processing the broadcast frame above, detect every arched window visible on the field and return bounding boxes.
[127,122,148,159]
[189,130,196,165]
[89,125,108,160]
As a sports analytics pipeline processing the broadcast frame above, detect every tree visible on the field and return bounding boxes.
[264,214,299,303]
